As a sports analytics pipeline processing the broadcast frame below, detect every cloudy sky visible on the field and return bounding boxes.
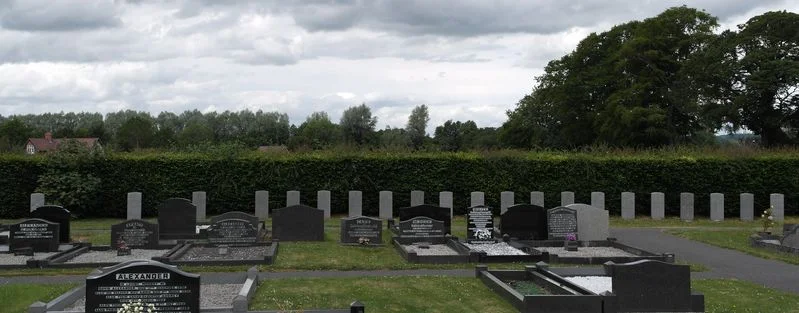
[0,0,796,132]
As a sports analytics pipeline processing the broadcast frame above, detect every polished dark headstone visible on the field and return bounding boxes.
[86,260,200,313]
[272,204,324,241]
[207,218,258,246]
[157,198,197,240]
[467,205,496,244]
[398,204,451,235]
[611,260,692,312]
[500,204,547,240]
[111,219,159,249]
[399,216,445,238]
[547,206,579,240]
[340,216,382,245]
[9,218,60,252]
[210,211,259,228]
[31,205,71,243]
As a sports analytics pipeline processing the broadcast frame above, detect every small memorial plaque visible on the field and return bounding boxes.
[467,205,496,244]
[86,260,200,313]
[547,206,579,240]
[207,218,258,246]
[399,216,445,238]
[340,216,382,245]
[9,218,60,252]
[111,219,159,249]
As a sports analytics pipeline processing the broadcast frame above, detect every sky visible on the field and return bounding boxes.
[0,0,796,133]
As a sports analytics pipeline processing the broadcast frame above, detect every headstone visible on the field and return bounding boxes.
[439,191,453,221]
[680,192,695,221]
[500,204,547,240]
[621,192,635,220]
[210,211,259,228]
[157,198,197,240]
[255,190,269,221]
[547,207,578,240]
[85,260,200,313]
[611,260,693,312]
[340,216,382,245]
[398,204,451,235]
[467,205,496,244]
[127,192,142,220]
[31,205,71,243]
[272,204,324,241]
[287,190,300,206]
[318,190,331,219]
[30,193,45,212]
[740,193,754,221]
[651,192,665,220]
[771,193,784,222]
[560,191,575,206]
[398,216,445,238]
[530,191,544,207]
[710,193,724,221]
[471,191,485,207]
[349,191,363,217]
[110,219,159,249]
[566,204,609,241]
[410,190,424,206]
[207,218,258,246]
[379,191,393,220]
[500,191,514,214]
[9,218,59,252]
[781,224,799,249]
[590,192,605,210]
[192,191,206,222]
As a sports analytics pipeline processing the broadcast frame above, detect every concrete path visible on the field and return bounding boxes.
[611,227,799,294]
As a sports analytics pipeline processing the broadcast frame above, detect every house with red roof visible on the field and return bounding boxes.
[25,132,101,155]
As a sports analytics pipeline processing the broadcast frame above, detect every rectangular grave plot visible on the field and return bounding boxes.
[340,216,383,245]
[477,267,603,313]
[467,205,497,244]
[392,237,477,264]
[207,218,259,246]
[111,219,159,249]
[9,218,60,252]
[547,207,578,240]
[163,242,278,266]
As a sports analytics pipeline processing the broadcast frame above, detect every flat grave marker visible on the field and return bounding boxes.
[110,219,159,249]
[340,216,383,245]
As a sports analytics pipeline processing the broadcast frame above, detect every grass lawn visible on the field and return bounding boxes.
[695,279,799,313]
[0,283,78,313]
[666,229,799,265]
[610,216,799,229]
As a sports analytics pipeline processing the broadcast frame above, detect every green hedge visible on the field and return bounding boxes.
[0,153,797,219]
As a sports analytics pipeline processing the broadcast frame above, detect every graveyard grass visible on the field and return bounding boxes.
[667,229,799,265]
[0,283,78,313]
[695,279,799,313]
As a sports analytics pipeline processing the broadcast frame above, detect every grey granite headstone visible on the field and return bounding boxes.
[621,192,635,220]
[439,191,453,221]
[348,190,362,217]
[782,224,799,249]
[471,191,485,207]
[530,191,544,207]
[740,193,754,221]
[590,192,605,210]
[272,204,324,241]
[255,190,269,221]
[126,192,142,220]
[680,192,694,221]
[399,216,445,239]
[379,191,393,220]
[560,191,575,206]
[651,192,665,220]
[287,190,300,206]
[398,204,451,235]
[340,216,382,245]
[547,206,578,240]
[111,219,159,249]
[30,193,44,212]
[410,190,424,206]
[192,191,206,222]
[318,190,331,219]
[770,193,784,222]
[500,191,514,214]
[710,193,724,221]
[566,204,609,241]
[207,218,258,246]
[611,260,694,312]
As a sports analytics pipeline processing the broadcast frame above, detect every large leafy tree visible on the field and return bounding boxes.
[297,111,340,149]
[340,103,377,145]
[406,104,429,150]
[117,116,155,151]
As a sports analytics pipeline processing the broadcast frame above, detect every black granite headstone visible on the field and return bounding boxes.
[272,204,324,241]
[399,216,445,238]
[85,260,200,313]
[111,219,159,249]
[500,204,547,240]
[398,204,451,235]
[210,211,259,228]
[157,198,197,240]
[207,218,258,246]
[547,206,579,240]
[9,218,60,252]
[611,260,692,312]
[467,205,496,244]
[31,205,71,243]
[340,216,382,245]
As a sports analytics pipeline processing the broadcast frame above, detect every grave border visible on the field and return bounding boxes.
[750,233,799,254]
[160,242,279,266]
[392,236,480,264]
[36,243,174,268]
[509,239,673,264]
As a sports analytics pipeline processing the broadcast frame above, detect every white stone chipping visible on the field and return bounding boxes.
[564,276,612,295]
[0,252,58,265]
[403,244,459,255]
[64,283,243,311]
[65,249,170,264]
[463,242,528,255]
[535,247,637,257]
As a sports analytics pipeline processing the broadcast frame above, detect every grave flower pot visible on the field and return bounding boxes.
[564,240,579,251]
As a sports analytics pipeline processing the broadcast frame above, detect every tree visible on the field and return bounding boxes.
[406,104,429,150]
[0,118,32,152]
[377,126,410,150]
[177,118,214,147]
[298,112,339,149]
[117,116,155,151]
[340,103,377,145]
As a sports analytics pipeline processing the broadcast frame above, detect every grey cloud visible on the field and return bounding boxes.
[0,0,121,32]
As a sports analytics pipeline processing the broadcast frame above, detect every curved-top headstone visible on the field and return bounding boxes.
[207,218,258,246]
[9,218,60,252]
[565,203,609,241]
[210,211,259,228]
[398,204,451,235]
[111,219,159,249]
[273,204,324,241]
[31,205,70,243]
[500,204,547,240]
[399,216,445,238]
[157,198,197,240]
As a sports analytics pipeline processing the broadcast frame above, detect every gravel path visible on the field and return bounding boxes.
[65,249,169,264]
[535,247,637,257]
[403,244,458,256]
[564,276,612,295]
[177,246,268,261]
[0,252,58,265]
[463,242,528,255]
[63,283,243,311]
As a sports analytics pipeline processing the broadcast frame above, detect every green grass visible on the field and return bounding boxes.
[249,276,517,313]
[667,229,799,265]
[610,216,799,229]
[695,279,799,313]
[0,283,78,313]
